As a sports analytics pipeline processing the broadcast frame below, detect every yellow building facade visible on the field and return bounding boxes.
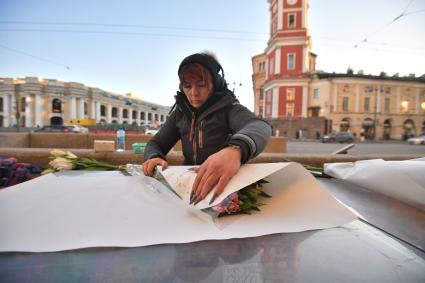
[309,73,425,140]
[0,77,170,129]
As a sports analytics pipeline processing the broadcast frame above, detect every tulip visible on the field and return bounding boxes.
[66,151,78,159]
[49,157,75,171]
[50,149,67,158]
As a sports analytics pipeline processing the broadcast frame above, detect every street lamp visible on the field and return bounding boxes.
[373,88,377,142]
[228,81,242,97]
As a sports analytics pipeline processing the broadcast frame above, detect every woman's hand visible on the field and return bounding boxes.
[190,146,242,205]
[142,157,168,176]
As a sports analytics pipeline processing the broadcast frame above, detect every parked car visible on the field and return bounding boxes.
[34,125,78,133]
[67,125,89,133]
[321,131,355,143]
[407,135,425,145]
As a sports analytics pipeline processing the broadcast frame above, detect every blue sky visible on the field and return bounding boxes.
[1,0,424,110]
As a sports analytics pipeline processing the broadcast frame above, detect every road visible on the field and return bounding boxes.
[287,141,425,155]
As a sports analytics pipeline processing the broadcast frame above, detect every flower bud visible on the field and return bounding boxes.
[50,149,67,158]
[49,157,75,171]
[66,151,78,159]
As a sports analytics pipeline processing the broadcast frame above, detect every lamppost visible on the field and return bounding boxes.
[228,81,242,97]
[373,85,382,142]
[373,87,378,142]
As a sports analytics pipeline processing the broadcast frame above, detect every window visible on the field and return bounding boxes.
[100,105,106,116]
[271,18,277,34]
[286,88,295,101]
[20,97,26,112]
[343,97,349,112]
[0,97,3,112]
[140,112,145,120]
[287,54,295,70]
[313,88,319,99]
[84,102,88,115]
[384,98,390,112]
[287,103,294,117]
[123,109,128,118]
[112,107,118,117]
[364,97,370,112]
[269,59,275,74]
[52,99,62,113]
[132,110,137,119]
[259,62,265,72]
[148,113,152,121]
[265,91,272,116]
[288,14,296,28]
[401,100,409,112]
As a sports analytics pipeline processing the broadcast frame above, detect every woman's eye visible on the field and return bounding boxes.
[183,84,191,89]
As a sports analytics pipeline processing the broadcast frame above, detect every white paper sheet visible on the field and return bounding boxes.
[324,159,425,210]
[0,162,356,252]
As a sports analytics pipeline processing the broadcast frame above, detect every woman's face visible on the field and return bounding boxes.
[180,64,213,109]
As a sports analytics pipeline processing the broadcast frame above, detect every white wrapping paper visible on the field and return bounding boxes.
[324,158,425,210]
[0,162,356,252]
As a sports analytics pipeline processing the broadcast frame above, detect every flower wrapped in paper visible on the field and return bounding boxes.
[202,179,271,218]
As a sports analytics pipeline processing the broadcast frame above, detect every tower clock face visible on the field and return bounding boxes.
[287,0,298,5]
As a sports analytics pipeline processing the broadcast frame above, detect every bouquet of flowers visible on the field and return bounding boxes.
[202,179,271,218]
[42,149,126,174]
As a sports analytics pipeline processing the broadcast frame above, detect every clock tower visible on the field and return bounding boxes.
[260,0,315,120]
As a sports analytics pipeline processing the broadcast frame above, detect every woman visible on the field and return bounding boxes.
[142,52,271,204]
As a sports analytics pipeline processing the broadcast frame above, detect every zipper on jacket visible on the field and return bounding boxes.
[198,120,204,149]
[190,112,197,164]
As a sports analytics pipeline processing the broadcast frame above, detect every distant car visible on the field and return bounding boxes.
[67,125,89,133]
[145,127,160,135]
[407,135,425,145]
[34,125,78,133]
[321,131,355,143]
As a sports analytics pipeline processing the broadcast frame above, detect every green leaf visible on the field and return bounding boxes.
[259,191,272,198]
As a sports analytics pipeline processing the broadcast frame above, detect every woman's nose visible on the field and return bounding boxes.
[190,85,199,95]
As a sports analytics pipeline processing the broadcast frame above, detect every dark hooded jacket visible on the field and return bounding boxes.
[143,89,272,165]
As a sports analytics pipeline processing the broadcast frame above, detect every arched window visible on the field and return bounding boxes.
[100,105,106,116]
[112,107,118,117]
[132,110,137,119]
[50,116,63,126]
[383,119,392,140]
[52,98,62,113]
[340,118,350,132]
[123,109,128,118]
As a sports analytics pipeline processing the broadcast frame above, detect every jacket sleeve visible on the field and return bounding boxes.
[143,110,180,162]
[227,103,272,163]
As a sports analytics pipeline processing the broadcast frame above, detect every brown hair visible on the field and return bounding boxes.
[179,63,212,91]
